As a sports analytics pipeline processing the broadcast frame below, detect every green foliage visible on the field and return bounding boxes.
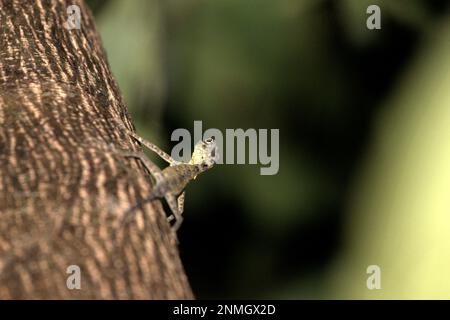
[91,0,450,299]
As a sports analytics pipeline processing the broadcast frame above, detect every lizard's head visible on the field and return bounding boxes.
[190,136,219,170]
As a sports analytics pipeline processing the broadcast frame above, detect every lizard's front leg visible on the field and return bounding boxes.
[177,191,185,215]
[120,150,164,183]
[166,194,183,231]
[167,191,185,223]
[117,120,180,166]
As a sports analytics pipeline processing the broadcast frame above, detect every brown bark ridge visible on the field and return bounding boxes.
[0,0,193,299]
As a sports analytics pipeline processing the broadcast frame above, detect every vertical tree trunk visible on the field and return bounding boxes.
[0,0,193,299]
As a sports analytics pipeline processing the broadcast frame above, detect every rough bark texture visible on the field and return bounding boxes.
[0,0,193,299]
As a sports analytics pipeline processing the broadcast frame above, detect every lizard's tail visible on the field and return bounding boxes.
[121,194,158,227]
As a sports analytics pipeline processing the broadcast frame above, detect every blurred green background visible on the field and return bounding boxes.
[87,0,450,299]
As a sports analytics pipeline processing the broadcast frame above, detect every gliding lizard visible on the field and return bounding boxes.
[117,121,219,231]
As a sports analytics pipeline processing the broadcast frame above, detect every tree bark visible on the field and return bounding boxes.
[0,0,193,299]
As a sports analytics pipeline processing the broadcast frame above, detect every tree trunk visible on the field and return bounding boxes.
[0,0,193,299]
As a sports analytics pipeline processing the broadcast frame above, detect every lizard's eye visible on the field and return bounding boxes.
[205,138,213,143]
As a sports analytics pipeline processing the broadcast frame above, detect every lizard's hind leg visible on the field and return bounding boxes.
[118,150,166,228]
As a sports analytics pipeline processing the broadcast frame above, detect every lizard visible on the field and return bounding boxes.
[116,120,219,231]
